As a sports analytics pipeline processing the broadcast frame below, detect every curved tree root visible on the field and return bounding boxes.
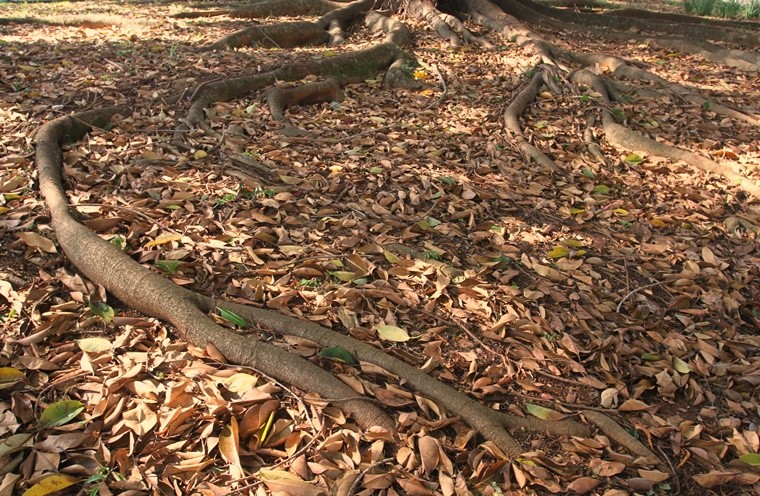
[263,78,344,136]
[36,108,395,435]
[205,0,373,51]
[583,411,665,470]
[504,67,561,173]
[570,69,760,199]
[36,109,600,460]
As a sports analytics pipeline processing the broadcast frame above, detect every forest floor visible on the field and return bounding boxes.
[1,0,759,495]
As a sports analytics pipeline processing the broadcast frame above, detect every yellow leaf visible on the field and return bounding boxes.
[223,373,258,394]
[383,250,401,263]
[22,474,78,496]
[419,89,434,96]
[546,246,569,259]
[0,206,8,215]
[563,239,584,248]
[144,234,181,248]
[613,208,629,216]
[194,150,208,159]
[650,218,666,227]
[673,357,691,374]
[76,338,112,352]
[526,403,566,420]
[0,367,24,383]
[569,208,586,215]
[377,324,410,342]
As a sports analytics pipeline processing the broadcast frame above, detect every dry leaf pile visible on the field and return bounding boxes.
[1,1,759,495]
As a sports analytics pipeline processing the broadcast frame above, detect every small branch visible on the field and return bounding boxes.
[616,280,666,313]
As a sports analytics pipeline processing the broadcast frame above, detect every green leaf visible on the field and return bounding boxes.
[318,346,357,364]
[383,250,401,263]
[89,301,114,324]
[368,166,384,174]
[739,453,760,466]
[525,403,565,421]
[624,153,643,165]
[642,353,661,361]
[563,239,584,248]
[39,400,85,427]
[581,169,596,178]
[331,271,356,282]
[593,184,610,194]
[377,324,411,342]
[217,308,246,327]
[425,216,441,227]
[155,259,181,274]
[76,338,112,353]
[440,176,458,186]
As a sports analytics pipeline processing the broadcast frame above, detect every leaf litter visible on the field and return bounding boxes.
[0,0,759,494]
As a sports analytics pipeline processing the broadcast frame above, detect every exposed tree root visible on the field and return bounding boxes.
[173,0,348,20]
[35,107,604,460]
[36,109,396,435]
[263,78,344,136]
[605,7,760,30]
[570,69,760,198]
[507,0,760,48]
[204,0,373,51]
[503,66,561,172]
[36,0,760,477]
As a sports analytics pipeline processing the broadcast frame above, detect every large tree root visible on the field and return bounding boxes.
[35,108,604,459]
[35,109,395,435]
[173,0,349,20]
[506,0,760,48]
[204,0,373,51]
[570,69,760,198]
[37,0,759,475]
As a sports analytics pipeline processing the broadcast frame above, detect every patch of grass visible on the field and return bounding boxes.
[746,0,760,18]
[684,0,717,15]
[715,0,742,17]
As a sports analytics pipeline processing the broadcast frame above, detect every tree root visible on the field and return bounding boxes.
[503,67,562,173]
[36,108,602,460]
[570,69,760,199]
[583,411,665,470]
[506,0,760,49]
[36,108,396,435]
[204,0,373,51]
[263,78,344,136]
[173,0,346,20]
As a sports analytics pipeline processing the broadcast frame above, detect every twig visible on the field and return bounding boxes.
[347,457,395,496]
[510,391,612,414]
[72,203,183,235]
[226,425,327,494]
[616,280,667,313]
